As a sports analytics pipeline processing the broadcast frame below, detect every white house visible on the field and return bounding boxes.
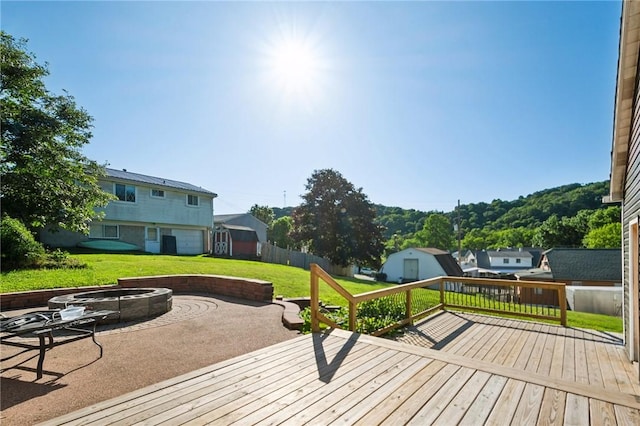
[39,168,217,255]
[485,249,533,272]
[379,247,463,283]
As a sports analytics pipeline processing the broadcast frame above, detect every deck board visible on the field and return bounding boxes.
[41,312,640,426]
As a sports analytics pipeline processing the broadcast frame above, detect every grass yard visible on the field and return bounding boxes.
[0,253,391,304]
[1,253,623,333]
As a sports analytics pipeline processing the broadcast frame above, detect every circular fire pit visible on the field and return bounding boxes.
[48,288,172,322]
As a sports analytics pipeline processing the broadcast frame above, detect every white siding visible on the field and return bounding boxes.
[101,180,214,228]
[380,248,447,283]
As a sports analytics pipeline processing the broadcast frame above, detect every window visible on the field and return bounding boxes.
[89,224,119,239]
[187,194,199,206]
[516,258,521,264]
[146,227,158,241]
[151,189,165,198]
[115,183,136,202]
[503,258,509,264]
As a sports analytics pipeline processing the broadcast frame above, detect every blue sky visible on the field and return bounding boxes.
[3,1,622,215]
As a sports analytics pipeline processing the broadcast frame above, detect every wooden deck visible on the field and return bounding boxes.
[42,312,640,425]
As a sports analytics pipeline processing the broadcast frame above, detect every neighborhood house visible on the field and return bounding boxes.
[39,168,217,255]
[379,247,463,284]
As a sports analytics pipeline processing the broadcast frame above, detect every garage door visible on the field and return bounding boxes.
[172,229,204,255]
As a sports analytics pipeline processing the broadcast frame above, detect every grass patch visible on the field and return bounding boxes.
[1,253,623,333]
[0,253,390,304]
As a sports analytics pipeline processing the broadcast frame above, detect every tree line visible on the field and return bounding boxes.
[256,179,620,267]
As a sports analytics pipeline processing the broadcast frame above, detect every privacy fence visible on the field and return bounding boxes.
[260,243,352,277]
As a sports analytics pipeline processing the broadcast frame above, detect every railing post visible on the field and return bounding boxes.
[310,263,320,333]
[559,284,567,327]
[440,278,445,307]
[405,289,412,325]
[349,301,357,331]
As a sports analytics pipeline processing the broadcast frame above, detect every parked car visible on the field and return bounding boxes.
[360,267,376,277]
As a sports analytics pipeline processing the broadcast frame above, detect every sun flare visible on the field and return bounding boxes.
[265,35,326,101]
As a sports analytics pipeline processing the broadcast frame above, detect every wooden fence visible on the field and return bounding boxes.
[260,243,352,277]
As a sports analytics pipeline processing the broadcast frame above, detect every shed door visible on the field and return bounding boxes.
[403,258,419,281]
[172,229,203,255]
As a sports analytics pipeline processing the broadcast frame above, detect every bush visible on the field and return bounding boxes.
[39,248,86,270]
[300,297,406,335]
[1,215,46,270]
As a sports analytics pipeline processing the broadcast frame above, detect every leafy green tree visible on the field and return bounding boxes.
[487,228,535,249]
[291,169,384,267]
[249,204,275,228]
[583,223,621,248]
[461,229,490,250]
[1,32,113,234]
[383,233,405,258]
[402,213,454,250]
[587,206,621,230]
[270,216,294,248]
[532,214,585,248]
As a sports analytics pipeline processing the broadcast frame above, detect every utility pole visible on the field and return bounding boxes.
[283,190,286,207]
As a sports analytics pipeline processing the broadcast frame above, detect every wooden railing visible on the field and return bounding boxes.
[310,263,567,336]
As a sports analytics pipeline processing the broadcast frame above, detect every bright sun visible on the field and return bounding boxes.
[266,36,325,100]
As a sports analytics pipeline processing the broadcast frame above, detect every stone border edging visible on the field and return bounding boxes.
[273,300,303,330]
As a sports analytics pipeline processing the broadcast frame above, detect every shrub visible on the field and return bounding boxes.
[40,248,87,270]
[300,297,406,335]
[1,215,46,270]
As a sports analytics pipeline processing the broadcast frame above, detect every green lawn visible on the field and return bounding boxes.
[0,253,391,303]
[1,253,623,333]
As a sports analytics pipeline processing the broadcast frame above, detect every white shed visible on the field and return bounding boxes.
[380,248,463,283]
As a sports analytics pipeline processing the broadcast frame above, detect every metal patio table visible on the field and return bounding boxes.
[1,309,118,379]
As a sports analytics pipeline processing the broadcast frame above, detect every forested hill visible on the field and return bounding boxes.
[374,181,610,239]
[273,181,611,240]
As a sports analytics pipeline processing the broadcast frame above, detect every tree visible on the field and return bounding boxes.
[402,213,454,250]
[487,228,535,249]
[461,229,490,250]
[532,214,585,248]
[1,32,113,234]
[583,223,621,248]
[291,169,384,267]
[270,216,294,248]
[587,206,621,230]
[249,204,275,228]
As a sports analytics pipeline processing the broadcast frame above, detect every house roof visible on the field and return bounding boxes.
[214,213,268,228]
[217,224,258,242]
[607,1,640,202]
[486,250,533,259]
[542,248,621,282]
[474,250,491,269]
[219,224,255,232]
[514,268,554,281]
[105,168,217,197]
[414,248,463,277]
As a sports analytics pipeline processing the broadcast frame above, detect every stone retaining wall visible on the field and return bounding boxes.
[1,275,274,311]
[118,275,274,303]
